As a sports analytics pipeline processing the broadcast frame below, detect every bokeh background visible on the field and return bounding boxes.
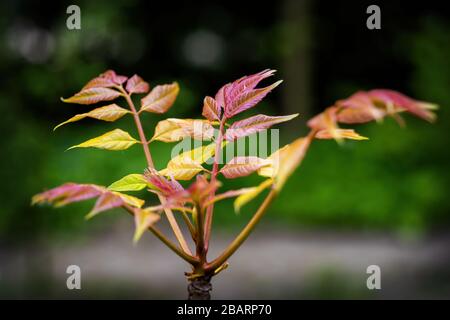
[1,0,449,299]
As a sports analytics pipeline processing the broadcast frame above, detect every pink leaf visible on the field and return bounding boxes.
[309,89,436,133]
[215,83,233,110]
[220,156,271,179]
[225,80,282,119]
[82,70,128,90]
[187,174,219,206]
[368,89,436,122]
[225,113,298,141]
[126,74,150,94]
[212,70,280,119]
[336,91,385,124]
[144,168,184,197]
[102,70,128,85]
[227,69,276,102]
[32,183,144,217]
[86,192,124,218]
[32,183,103,206]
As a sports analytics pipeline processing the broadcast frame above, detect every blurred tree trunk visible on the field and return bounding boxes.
[281,0,312,133]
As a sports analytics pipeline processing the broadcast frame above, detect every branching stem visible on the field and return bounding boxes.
[205,129,317,272]
[123,204,198,265]
[181,210,196,240]
[206,188,277,272]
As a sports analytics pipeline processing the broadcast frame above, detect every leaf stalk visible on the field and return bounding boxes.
[118,85,193,256]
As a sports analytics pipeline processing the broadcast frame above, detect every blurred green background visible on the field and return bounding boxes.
[0,0,449,299]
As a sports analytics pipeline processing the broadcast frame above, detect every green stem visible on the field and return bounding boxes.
[150,226,197,265]
[123,205,198,265]
[181,210,196,240]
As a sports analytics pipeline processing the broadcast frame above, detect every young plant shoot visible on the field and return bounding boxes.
[32,69,437,299]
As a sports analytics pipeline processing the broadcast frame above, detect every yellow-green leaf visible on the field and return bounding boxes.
[177,142,222,165]
[315,128,369,141]
[257,144,289,179]
[140,82,179,113]
[54,104,130,130]
[234,179,273,213]
[116,192,145,208]
[159,157,204,180]
[108,174,153,192]
[159,142,226,180]
[258,136,312,191]
[68,129,139,151]
[151,118,214,142]
[133,208,160,244]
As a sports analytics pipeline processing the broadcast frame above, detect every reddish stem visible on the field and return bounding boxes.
[124,93,154,167]
[119,87,193,256]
